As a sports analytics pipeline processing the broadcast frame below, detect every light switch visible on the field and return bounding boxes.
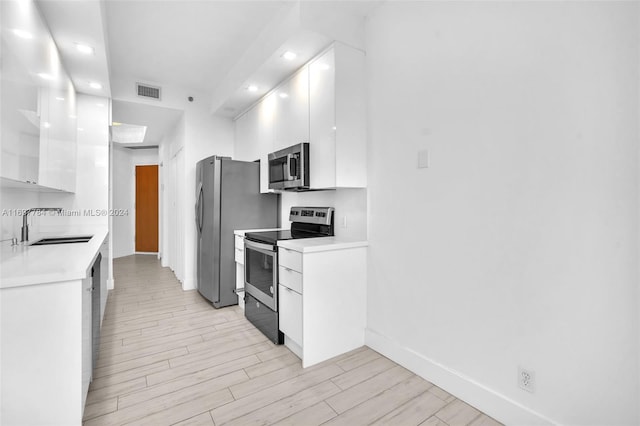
[418,149,429,169]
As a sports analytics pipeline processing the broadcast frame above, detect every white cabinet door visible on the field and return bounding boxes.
[1,0,77,192]
[274,66,309,151]
[308,44,366,189]
[258,93,277,193]
[279,284,302,345]
[309,48,337,189]
[0,35,41,184]
[40,78,77,192]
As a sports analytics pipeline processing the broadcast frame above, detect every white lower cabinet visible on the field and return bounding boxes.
[278,284,302,344]
[277,244,367,368]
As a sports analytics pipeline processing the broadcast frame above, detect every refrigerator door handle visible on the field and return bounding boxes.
[196,186,204,233]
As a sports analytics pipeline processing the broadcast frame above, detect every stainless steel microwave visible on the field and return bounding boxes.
[268,142,310,191]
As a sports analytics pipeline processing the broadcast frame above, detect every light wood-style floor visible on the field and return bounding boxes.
[84,255,503,426]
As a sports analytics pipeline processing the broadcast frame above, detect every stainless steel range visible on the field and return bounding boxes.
[243,206,335,344]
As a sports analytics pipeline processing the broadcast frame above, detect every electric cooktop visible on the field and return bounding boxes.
[245,206,335,246]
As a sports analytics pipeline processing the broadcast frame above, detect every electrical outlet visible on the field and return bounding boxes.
[518,366,535,393]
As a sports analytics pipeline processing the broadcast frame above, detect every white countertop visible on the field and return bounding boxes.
[0,227,108,289]
[277,237,368,253]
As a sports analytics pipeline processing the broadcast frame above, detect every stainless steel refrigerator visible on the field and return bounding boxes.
[195,156,278,308]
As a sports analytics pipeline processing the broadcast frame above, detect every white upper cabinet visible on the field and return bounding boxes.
[273,66,310,152]
[0,0,77,192]
[233,42,366,192]
[309,43,366,189]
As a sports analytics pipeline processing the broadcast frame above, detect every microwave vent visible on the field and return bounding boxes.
[136,83,161,100]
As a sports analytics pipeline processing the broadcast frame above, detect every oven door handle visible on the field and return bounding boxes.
[244,239,277,253]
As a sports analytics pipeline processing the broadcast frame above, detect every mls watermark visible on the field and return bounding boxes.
[1,209,129,217]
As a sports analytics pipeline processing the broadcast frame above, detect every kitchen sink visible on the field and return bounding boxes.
[30,235,93,246]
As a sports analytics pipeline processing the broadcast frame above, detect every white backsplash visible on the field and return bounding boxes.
[0,189,40,240]
[279,188,367,240]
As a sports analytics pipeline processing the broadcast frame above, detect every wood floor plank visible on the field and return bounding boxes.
[325,365,414,414]
[118,369,249,409]
[86,377,147,405]
[334,346,381,371]
[224,380,342,426]
[272,401,337,426]
[324,376,432,425]
[210,363,343,425]
[147,343,271,386]
[89,360,169,390]
[243,352,300,378]
[435,399,483,426]
[331,356,396,390]
[229,362,304,399]
[172,412,215,426]
[93,347,189,378]
[126,389,234,426]
[371,388,448,425]
[82,397,118,421]
[420,416,450,426]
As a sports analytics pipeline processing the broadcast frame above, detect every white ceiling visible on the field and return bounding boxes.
[36,0,381,147]
[111,100,182,147]
[104,0,290,95]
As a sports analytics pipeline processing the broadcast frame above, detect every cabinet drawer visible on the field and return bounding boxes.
[278,284,302,344]
[279,266,302,293]
[279,247,302,272]
[235,235,244,250]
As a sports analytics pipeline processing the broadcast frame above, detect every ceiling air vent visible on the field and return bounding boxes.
[136,83,161,100]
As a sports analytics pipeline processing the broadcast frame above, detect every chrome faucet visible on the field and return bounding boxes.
[21,208,63,242]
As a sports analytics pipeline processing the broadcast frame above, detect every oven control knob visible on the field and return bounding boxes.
[270,286,274,294]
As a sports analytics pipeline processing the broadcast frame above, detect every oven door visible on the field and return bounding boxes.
[244,239,278,311]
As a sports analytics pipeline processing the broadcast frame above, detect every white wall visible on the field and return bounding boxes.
[279,189,367,240]
[182,99,234,290]
[157,94,234,290]
[0,190,39,240]
[365,2,638,425]
[111,146,158,258]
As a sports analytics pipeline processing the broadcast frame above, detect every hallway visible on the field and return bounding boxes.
[83,255,501,426]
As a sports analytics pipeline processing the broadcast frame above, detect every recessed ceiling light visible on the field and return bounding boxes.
[75,43,94,55]
[247,85,258,92]
[89,82,102,90]
[69,115,77,119]
[43,122,51,129]
[279,92,289,99]
[96,103,104,107]
[55,97,65,101]
[78,128,85,132]
[282,51,297,60]
[12,29,33,39]
[38,73,54,81]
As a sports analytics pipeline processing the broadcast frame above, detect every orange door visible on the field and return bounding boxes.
[135,165,159,252]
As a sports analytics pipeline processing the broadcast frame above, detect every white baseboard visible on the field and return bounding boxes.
[182,278,196,291]
[364,328,558,426]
